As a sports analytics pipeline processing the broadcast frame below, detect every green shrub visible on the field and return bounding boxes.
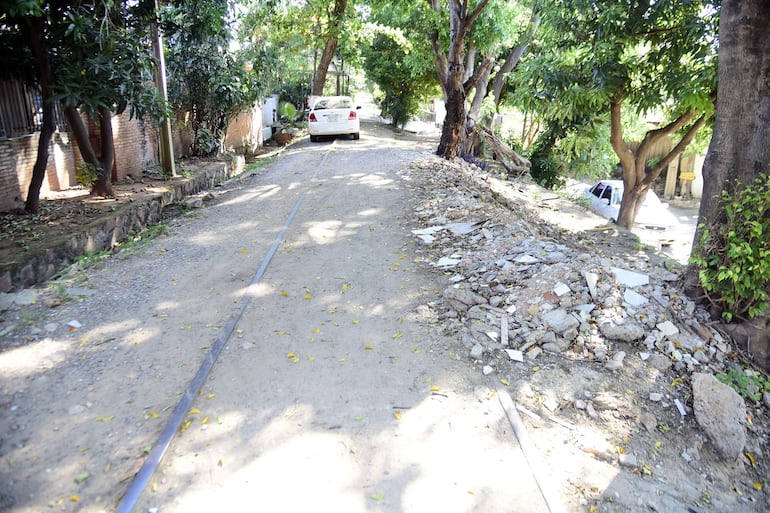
[75,162,100,187]
[690,173,770,322]
[716,367,770,403]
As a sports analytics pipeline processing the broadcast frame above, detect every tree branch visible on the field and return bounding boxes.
[643,112,710,187]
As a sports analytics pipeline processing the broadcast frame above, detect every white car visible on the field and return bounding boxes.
[584,180,679,232]
[308,95,360,142]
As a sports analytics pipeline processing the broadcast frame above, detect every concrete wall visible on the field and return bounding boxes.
[224,104,264,155]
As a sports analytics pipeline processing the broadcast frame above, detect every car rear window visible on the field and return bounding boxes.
[314,97,352,110]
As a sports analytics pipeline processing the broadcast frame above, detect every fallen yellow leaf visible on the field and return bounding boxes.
[146,411,159,419]
[393,411,403,420]
[280,291,289,297]
[338,357,348,363]
[201,416,210,425]
[206,393,216,400]
[352,320,361,325]
[96,416,113,422]
[745,451,756,467]
[188,408,200,415]
[392,331,403,339]
[753,482,763,490]
[364,344,374,350]
[180,420,192,432]
[589,506,598,513]
[70,495,80,502]
[500,379,510,386]
[429,386,440,392]
[240,249,248,254]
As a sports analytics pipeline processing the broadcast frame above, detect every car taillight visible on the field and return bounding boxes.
[348,111,357,120]
[309,113,317,122]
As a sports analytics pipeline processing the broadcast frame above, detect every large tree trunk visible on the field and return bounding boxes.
[684,0,770,370]
[610,95,708,228]
[21,16,55,214]
[437,69,467,158]
[433,0,490,159]
[311,0,347,96]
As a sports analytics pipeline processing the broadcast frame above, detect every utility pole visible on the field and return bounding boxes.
[152,1,176,177]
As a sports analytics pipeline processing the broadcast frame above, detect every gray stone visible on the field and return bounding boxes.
[618,452,638,467]
[639,411,657,432]
[649,392,663,402]
[542,342,564,353]
[541,309,580,334]
[598,318,645,342]
[444,286,487,313]
[692,372,746,460]
[604,351,626,370]
[470,343,484,359]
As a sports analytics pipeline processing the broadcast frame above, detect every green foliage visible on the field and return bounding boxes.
[362,31,436,129]
[690,173,770,322]
[52,2,163,121]
[163,0,261,156]
[75,162,100,187]
[716,367,770,403]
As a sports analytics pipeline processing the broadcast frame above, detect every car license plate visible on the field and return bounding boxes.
[327,114,340,122]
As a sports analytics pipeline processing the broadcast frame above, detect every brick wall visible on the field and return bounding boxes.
[0,131,75,212]
[1,112,195,213]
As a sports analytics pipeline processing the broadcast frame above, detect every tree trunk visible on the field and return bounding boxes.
[312,37,338,96]
[64,104,114,197]
[433,0,490,159]
[21,16,55,214]
[437,69,466,158]
[311,0,347,96]
[490,11,540,110]
[683,0,770,370]
[93,105,115,196]
[610,95,708,229]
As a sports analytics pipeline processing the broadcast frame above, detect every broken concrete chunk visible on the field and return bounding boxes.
[514,254,539,264]
[541,309,580,334]
[553,282,571,297]
[656,320,679,337]
[435,256,462,268]
[583,271,599,300]
[611,267,650,287]
[597,318,645,342]
[692,372,746,461]
[444,287,487,313]
[623,289,649,307]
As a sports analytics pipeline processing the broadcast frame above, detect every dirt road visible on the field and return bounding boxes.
[0,124,550,512]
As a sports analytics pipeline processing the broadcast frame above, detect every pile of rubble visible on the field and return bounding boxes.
[401,156,769,494]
